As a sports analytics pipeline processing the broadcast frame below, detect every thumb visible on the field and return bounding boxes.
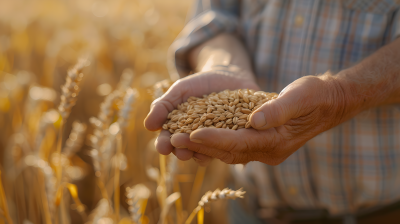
[250,93,299,130]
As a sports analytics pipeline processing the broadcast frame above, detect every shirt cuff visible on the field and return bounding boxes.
[167,10,238,81]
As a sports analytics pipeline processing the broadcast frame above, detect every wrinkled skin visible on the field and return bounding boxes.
[144,70,351,166]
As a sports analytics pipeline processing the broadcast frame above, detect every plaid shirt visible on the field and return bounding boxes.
[169,0,400,216]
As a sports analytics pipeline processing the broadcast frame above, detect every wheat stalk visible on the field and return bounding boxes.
[107,88,137,222]
[56,59,89,224]
[0,171,13,224]
[34,109,59,155]
[166,155,178,192]
[185,188,246,224]
[112,88,137,222]
[151,80,172,218]
[158,192,181,224]
[34,158,57,222]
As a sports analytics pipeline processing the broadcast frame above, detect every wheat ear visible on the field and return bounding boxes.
[88,91,120,178]
[87,198,110,224]
[153,79,171,99]
[185,188,246,224]
[117,69,135,91]
[117,88,137,128]
[58,59,88,120]
[126,184,151,224]
[63,121,86,158]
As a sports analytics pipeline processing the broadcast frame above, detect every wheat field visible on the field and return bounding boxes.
[0,0,241,223]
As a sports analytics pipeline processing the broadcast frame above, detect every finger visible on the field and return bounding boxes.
[190,128,273,152]
[250,93,300,130]
[155,130,174,155]
[171,133,230,160]
[169,133,212,164]
[193,153,212,167]
[172,148,193,161]
[144,99,175,131]
[170,133,191,148]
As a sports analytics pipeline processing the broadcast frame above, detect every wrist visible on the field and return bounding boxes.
[334,68,399,110]
[318,72,364,124]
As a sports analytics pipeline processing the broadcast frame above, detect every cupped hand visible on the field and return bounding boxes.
[170,73,353,165]
[144,69,260,166]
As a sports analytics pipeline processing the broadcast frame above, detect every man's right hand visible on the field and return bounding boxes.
[144,69,260,166]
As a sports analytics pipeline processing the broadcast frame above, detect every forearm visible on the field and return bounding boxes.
[334,38,400,118]
[188,33,256,82]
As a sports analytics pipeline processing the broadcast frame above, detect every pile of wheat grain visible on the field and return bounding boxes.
[162,89,278,134]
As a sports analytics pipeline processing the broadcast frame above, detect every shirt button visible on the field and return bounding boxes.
[289,186,298,196]
[295,15,304,27]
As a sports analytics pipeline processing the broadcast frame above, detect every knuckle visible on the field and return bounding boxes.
[272,101,290,125]
[188,145,201,153]
[220,153,235,164]
[220,153,250,164]
[213,140,233,151]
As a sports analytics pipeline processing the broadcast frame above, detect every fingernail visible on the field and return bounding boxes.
[193,157,202,162]
[190,139,202,144]
[150,101,158,111]
[252,112,266,128]
[193,153,203,161]
[176,145,187,149]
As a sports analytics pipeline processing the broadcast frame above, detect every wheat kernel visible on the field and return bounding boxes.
[206,113,216,119]
[205,120,213,126]
[237,120,247,126]
[249,102,255,109]
[245,121,252,129]
[241,108,251,114]
[239,114,248,120]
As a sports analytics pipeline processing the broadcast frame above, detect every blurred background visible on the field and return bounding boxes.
[0,0,232,223]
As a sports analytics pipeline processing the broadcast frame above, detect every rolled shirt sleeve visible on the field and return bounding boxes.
[168,0,240,80]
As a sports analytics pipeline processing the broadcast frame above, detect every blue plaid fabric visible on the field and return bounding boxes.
[169,0,400,216]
